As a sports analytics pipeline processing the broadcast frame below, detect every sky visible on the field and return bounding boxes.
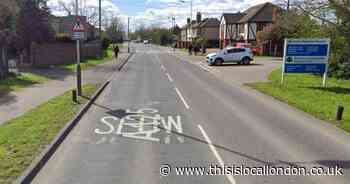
[47,0,275,30]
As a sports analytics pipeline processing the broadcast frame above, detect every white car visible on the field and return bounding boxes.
[206,47,254,66]
[143,40,149,44]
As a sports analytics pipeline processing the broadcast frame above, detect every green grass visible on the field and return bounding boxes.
[0,73,49,93]
[248,69,350,132]
[61,48,114,71]
[0,84,99,183]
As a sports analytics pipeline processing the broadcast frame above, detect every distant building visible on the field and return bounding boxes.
[50,15,98,41]
[178,12,220,48]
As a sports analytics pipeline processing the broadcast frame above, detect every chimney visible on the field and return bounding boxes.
[196,12,201,23]
[187,18,191,24]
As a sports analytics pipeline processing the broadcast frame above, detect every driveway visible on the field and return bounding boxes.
[171,48,282,85]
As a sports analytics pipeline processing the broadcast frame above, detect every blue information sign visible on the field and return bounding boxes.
[282,39,330,86]
[285,63,326,73]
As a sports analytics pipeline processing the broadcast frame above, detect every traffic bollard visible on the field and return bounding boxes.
[72,90,78,103]
[336,105,344,121]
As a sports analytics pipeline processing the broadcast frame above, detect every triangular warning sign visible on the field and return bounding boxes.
[72,21,85,32]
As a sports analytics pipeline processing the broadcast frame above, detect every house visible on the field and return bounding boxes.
[219,13,245,48]
[196,18,220,47]
[219,2,282,48]
[178,12,220,48]
[179,19,190,48]
[50,15,98,41]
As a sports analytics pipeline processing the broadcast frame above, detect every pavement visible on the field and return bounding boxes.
[0,51,129,125]
[32,43,350,184]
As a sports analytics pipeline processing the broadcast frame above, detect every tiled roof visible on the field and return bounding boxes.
[239,2,281,23]
[222,13,245,24]
[199,18,220,28]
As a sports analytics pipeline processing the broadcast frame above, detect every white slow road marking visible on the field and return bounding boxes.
[161,65,166,71]
[198,124,237,184]
[165,73,174,82]
[174,87,190,109]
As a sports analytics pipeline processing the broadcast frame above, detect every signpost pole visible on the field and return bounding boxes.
[281,39,287,85]
[322,39,331,88]
[322,70,327,87]
[76,0,82,96]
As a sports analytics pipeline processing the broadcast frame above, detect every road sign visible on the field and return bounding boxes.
[72,18,85,32]
[71,18,85,40]
[282,39,330,87]
[71,32,84,40]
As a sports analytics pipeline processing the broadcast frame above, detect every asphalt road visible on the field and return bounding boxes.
[33,43,350,184]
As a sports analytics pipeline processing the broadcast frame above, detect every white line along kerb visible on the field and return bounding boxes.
[197,124,237,184]
[166,73,174,82]
[174,87,190,109]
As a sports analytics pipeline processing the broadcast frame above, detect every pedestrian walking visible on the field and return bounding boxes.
[113,45,120,62]
[194,45,199,56]
[188,44,193,55]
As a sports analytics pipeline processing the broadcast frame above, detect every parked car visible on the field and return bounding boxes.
[143,40,149,44]
[206,47,253,66]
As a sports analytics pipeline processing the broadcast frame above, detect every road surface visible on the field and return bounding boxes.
[33,43,350,184]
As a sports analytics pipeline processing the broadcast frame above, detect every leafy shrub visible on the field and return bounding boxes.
[101,37,111,50]
[55,33,73,43]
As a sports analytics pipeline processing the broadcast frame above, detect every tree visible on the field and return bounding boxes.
[57,0,75,16]
[16,0,54,63]
[106,17,125,43]
[0,0,19,79]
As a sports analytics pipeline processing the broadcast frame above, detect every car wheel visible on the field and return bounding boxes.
[215,59,223,66]
[242,57,251,65]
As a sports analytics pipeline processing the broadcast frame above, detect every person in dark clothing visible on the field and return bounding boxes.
[113,45,120,61]
[188,44,193,55]
[194,45,199,56]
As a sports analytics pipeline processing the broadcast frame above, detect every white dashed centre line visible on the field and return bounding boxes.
[174,87,190,109]
[198,124,237,184]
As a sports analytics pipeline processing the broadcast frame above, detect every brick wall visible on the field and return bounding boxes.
[31,41,102,67]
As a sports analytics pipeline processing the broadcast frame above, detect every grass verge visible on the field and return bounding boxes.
[247,69,350,132]
[61,47,114,71]
[0,73,49,94]
[0,84,99,183]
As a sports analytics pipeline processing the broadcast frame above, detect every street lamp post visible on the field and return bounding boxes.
[179,0,193,20]
[179,0,193,42]
[99,0,102,58]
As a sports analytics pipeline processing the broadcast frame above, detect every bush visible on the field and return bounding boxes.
[101,37,111,50]
[55,33,73,43]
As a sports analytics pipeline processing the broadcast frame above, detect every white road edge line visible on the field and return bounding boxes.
[197,124,237,184]
[166,73,174,82]
[174,87,190,109]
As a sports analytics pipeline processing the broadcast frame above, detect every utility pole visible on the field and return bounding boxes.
[75,0,82,96]
[99,0,102,58]
[128,17,130,53]
[172,16,176,53]
[287,0,290,11]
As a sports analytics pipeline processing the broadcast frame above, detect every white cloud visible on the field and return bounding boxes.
[134,0,274,28]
